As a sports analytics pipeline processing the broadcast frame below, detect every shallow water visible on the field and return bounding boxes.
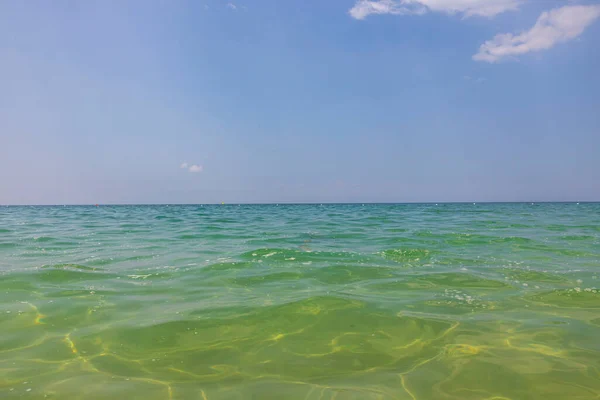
[1,203,599,399]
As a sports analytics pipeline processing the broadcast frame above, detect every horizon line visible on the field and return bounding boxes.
[1,201,598,207]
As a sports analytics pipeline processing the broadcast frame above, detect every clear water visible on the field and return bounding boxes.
[1,203,599,399]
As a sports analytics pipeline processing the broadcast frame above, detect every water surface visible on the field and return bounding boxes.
[1,203,599,399]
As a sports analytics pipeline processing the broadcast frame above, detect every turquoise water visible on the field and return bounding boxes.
[1,203,599,399]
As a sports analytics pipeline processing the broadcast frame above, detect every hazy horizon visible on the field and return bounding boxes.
[2,201,598,206]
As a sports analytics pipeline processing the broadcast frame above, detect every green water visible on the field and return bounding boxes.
[1,203,599,399]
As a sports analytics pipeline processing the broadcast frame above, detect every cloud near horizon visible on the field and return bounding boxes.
[474,5,600,62]
[349,0,522,19]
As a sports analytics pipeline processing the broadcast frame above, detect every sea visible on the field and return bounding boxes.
[1,203,599,399]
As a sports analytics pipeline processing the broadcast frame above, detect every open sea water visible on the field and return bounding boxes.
[1,203,599,399]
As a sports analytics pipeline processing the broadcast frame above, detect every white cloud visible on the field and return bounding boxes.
[180,162,203,173]
[349,0,521,20]
[474,5,600,62]
[227,3,237,10]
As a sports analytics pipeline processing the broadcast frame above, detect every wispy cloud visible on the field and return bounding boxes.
[474,5,600,63]
[349,0,521,20]
[227,3,237,11]
[180,162,203,173]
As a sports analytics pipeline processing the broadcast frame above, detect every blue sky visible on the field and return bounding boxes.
[1,0,599,204]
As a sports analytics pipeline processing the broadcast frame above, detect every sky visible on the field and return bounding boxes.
[1,0,599,204]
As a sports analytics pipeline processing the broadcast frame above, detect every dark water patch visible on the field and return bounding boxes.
[34,302,110,330]
[211,218,238,224]
[245,236,299,245]
[90,354,151,378]
[491,236,535,245]
[154,215,184,223]
[202,261,255,272]
[200,225,228,231]
[24,223,46,228]
[330,232,367,239]
[443,233,495,245]
[86,258,122,267]
[414,231,441,238]
[389,236,429,245]
[178,234,204,240]
[0,277,39,291]
[526,289,600,308]
[12,336,78,362]
[509,223,532,229]
[363,216,391,222]
[41,263,97,271]
[0,327,46,354]
[45,289,115,298]
[46,240,80,247]
[468,220,511,229]
[127,270,178,280]
[416,272,510,289]
[385,228,409,233]
[433,257,493,267]
[16,251,69,258]
[127,244,165,252]
[381,248,432,263]
[421,298,501,314]
[76,295,453,372]
[36,269,116,283]
[203,233,253,240]
[239,248,362,263]
[368,278,437,291]
[122,254,160,263]
[231,271,304,286]
[560,235,597,241]
[119,223,144,228]
[503,269,568,283]
[94,229,126,236]
[516,245,598,258]
[311,265,396,285]
[546,224,569,232]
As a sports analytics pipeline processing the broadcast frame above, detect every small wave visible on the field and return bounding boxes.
[415,272,510,289]
[32,236,56,242]
[560,235,596,241]
[41,263,97,271]
[381,248,432,263]
[526,288,600,309]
